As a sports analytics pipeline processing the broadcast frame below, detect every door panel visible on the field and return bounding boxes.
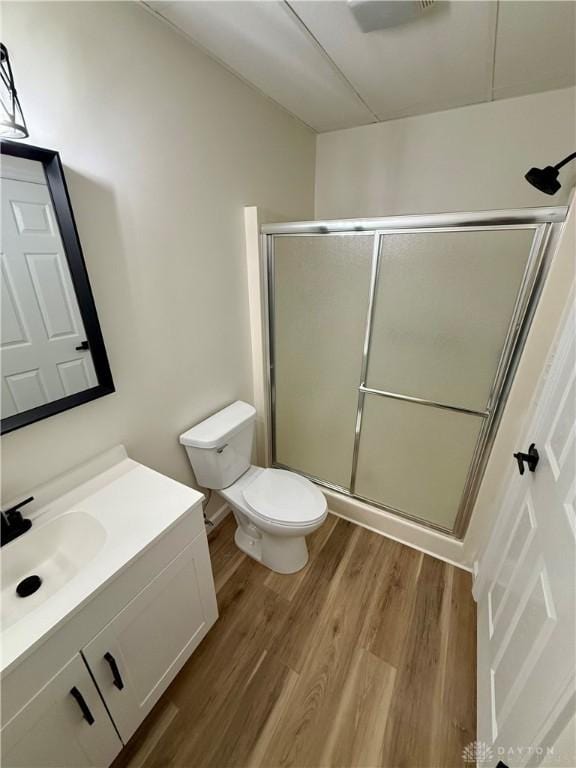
[83,534,218,743]
[273,234,373,489]
[1,654,121,768]
[26,252,79,339]
[476,287,576,764]
[354,394,484,529]
[1,177,97,417]
[366,228,534,411]
[487,494,536,631]
[5,368,48,413]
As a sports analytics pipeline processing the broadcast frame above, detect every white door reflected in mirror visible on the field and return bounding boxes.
[1,155,98,418]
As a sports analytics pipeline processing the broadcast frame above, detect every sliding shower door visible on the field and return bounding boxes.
[272,234,373,489]
[354,228,535,531]
[267,214,556,537]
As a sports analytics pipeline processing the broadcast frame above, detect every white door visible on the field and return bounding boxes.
[475,292,576,766]
[83,535,218,743]
[1,173,97,418]
[1,653,122,768]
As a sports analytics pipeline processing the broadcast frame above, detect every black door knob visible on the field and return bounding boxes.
[75,340,89,351]
[513,443,539,475]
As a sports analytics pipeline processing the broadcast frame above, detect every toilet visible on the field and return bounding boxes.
[179,401,327,574]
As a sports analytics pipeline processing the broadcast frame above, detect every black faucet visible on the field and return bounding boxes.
[1,496,33,547]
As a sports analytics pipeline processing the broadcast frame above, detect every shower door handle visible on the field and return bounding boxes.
[513,443,539,476]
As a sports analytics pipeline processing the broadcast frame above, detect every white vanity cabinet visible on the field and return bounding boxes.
[82,534,214,742]
[2,654,122,768]
[1,487,218,768]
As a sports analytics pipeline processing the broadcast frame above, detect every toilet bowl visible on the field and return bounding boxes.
[220,465,327,573]
[179,401,327,574]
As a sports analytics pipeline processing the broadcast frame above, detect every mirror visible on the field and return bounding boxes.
[1,141,114,434]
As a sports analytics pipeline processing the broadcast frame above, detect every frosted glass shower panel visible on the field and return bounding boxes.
[355,395,484,529]
[366,229,535,411]
[273,234,373,488]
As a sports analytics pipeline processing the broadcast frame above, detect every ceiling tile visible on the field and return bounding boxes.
[493,1,576,100]
[147,0,376,131]
[289,0,497,122]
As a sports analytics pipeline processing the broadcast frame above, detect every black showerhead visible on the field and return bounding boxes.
[525,165,561,195]
[525,152,576,196]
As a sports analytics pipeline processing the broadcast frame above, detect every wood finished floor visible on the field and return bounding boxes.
[112,514,476,768]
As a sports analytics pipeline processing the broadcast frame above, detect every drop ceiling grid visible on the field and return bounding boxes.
[141,0,321,131]
[492,1,576,101]
[145,0,377,131]
[145,0,576,133]
[288,0,498,123]
[281,0,380,123]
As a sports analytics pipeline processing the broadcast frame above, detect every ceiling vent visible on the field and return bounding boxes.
[348,0,438,33]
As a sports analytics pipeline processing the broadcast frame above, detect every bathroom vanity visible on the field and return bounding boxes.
[1,447,218,768]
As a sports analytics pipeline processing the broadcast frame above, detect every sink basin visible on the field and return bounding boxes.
[0,448,205,676]
[1,511,106,629]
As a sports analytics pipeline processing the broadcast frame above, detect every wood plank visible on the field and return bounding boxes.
[208,515,246,593]
[436,567,477,767]
[265,513,339,602]
[268,517,356,673]
[111,700,178,768]
[260,526,388,767]
[113,514,477,768]
[189,650,297,768]
[207,512,234,553]
[247,664,300,767]
[381,554,449,768]
[361,537,423,666]
[125,559,290,768]
[168,559,290,707]
[320,647,396,768]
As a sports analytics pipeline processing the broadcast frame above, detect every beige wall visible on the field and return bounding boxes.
[1,2,315,505]
[315,87,576,561]
[315,87,576,219]
[464,199,575,563]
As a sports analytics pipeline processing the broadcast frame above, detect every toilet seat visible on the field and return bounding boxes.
[242,468,327,528]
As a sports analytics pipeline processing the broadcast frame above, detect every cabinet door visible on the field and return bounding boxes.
[2,654,121,768]
[83,533,218,743]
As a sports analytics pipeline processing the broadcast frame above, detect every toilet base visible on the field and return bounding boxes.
[232,512,309,574]
[234,524,262,563]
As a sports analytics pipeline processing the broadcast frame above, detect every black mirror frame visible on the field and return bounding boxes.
[1,140,115,434]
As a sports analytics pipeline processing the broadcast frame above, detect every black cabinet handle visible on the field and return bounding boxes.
[104,652,124,690]
[70,686,95,725]
[513,443,539,476]
[75,340,89,351]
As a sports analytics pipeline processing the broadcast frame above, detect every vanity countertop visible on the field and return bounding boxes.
[1,452,204,676]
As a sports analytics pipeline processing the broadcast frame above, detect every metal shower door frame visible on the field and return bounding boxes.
[263,206,566,539]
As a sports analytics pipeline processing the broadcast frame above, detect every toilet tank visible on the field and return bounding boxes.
[179,401,256,490]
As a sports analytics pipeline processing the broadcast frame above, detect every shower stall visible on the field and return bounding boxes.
[262,206,567,538]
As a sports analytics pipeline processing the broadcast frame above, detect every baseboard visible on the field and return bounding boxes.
[205,491,471,571]
[206,501,230,530]
[324,488,471,572]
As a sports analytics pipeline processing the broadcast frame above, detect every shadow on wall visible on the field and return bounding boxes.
[59,168,227,521]
[63,167,139,405]
[2,167,134,501]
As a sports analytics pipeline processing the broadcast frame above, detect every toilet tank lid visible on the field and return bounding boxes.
[179,401,256,449]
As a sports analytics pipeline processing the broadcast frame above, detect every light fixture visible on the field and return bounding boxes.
[525,152,576,196]
[0,43,28,139]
